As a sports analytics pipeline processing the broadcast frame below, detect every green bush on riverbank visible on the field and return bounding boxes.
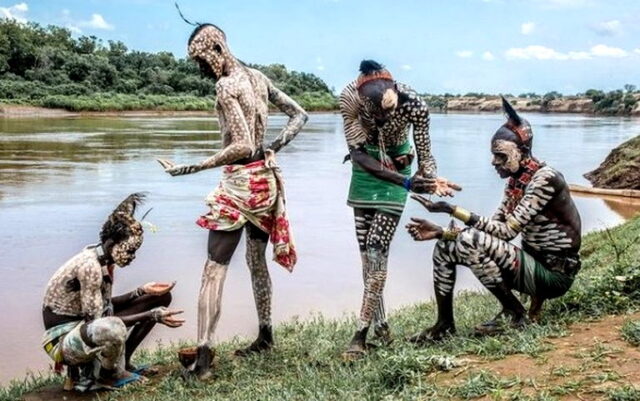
[0,20,338,112]
[2,216,639,401]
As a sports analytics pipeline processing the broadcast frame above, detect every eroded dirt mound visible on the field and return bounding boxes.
[585,135,640,190]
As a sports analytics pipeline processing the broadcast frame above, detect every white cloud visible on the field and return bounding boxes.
[590,44,627,57]
[534,0,594,9]
[316,65,325,71]
[401,64,412,70]
[505,45,570,60]
[635,49,640,55]
[455,50,473,58]
[0,2,28,23]
[482,51,495,61]
[79,13,114,30]
[66,24,82,34]
[590,20,622,36]
[521,22,536,35]
[505,44,628,61]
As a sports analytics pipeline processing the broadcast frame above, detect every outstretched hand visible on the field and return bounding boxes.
[411,194,455,214]
[405,217,443,241]
[409,175,437,194]
[141,281,176,296]
[434,177,462,197]
[151,307,185,328]
[157,158,200,176]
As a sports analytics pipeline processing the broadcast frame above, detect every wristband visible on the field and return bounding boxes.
[452,206,471,223]
[442,227,461,241]
[402,176,412,191]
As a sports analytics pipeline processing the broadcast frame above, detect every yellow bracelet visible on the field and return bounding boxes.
[452,206,471,223]
[442,228,461,241]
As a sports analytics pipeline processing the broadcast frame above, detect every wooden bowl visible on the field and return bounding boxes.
[177,347,197,368]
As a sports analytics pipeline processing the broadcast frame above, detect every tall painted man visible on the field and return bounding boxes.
[158,23,308,378]
[406,97,582,341]
[339,60,460,358]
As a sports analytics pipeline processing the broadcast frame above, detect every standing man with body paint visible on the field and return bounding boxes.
[406,97,582,342]
[157,22,308,379]
[339,60,460,358]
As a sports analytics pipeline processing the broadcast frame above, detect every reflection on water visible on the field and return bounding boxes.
[573,192,640,220]
[0,112,639,384]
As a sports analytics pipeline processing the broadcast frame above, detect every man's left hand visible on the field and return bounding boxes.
[157,159,200,176]
[405,217,443,241]
[141,281,176,296]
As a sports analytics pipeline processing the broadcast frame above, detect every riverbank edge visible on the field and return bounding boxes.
[3,95,640,118]
[3,215,639,400]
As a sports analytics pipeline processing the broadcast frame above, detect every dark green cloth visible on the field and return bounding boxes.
[516,249,574,299]
[347,141,412,216]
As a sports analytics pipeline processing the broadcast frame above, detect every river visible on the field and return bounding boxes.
[0,112,638,384]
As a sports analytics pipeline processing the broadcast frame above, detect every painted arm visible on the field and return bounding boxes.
[78,262,104,321]
[339,85,436,193]
[266,82,308,153]
[411,99,437,178]
[455,168,559,240]
[158,84,254,176]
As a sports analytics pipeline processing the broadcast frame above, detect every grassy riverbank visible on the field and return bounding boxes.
[4,216,640,400]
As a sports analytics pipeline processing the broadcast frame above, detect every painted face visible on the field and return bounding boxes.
[361,87,397,123]
[188,26,230,81]
[110,222,143,267]
[491,139,523,178]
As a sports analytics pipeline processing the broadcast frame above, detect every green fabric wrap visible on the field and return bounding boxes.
[347,141,412,216]
[516,250,574,299]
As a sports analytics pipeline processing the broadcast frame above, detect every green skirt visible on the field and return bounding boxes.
[347,141,412,216]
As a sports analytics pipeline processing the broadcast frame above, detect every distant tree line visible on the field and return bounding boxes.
[0,20,338,111]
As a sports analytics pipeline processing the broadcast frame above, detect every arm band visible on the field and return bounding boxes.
[442,228,461,241]
[402,176,412,191]
[452,206,471,223]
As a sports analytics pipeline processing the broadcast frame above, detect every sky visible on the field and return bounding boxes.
[1,0,639,95]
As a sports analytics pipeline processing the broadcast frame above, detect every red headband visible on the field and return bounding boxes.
[504,120,532,144]
[356,70,394,89]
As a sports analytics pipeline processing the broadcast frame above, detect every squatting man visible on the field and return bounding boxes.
[42,194,184,390]
[406,97,582,342]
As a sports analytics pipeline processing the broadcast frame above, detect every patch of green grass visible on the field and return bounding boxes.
[607,385,640,401]
[621,320,640,346]
[3,216,639,401]
[450,370,521,399]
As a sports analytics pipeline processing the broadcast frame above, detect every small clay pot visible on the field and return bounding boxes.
[177,347,197,368]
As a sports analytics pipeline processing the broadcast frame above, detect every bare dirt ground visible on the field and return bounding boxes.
[432,312,640,400]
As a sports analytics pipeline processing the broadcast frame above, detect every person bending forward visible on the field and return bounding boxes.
[339,60,459,358]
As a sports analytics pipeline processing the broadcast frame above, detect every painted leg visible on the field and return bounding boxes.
[235,232,274,357]
[114,292,173,371]
[192,259,228,379]
[455,229,528,335]
[344,211,398,358]
[410,239,457,344]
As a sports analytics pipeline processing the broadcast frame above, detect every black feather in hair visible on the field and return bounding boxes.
[359,59,384,75]
[175,2,199,26]
[501,95,522,125]
[112,192,147,217]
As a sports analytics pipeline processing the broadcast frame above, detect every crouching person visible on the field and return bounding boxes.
[406,98,582,343]
[41,193,184,391]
